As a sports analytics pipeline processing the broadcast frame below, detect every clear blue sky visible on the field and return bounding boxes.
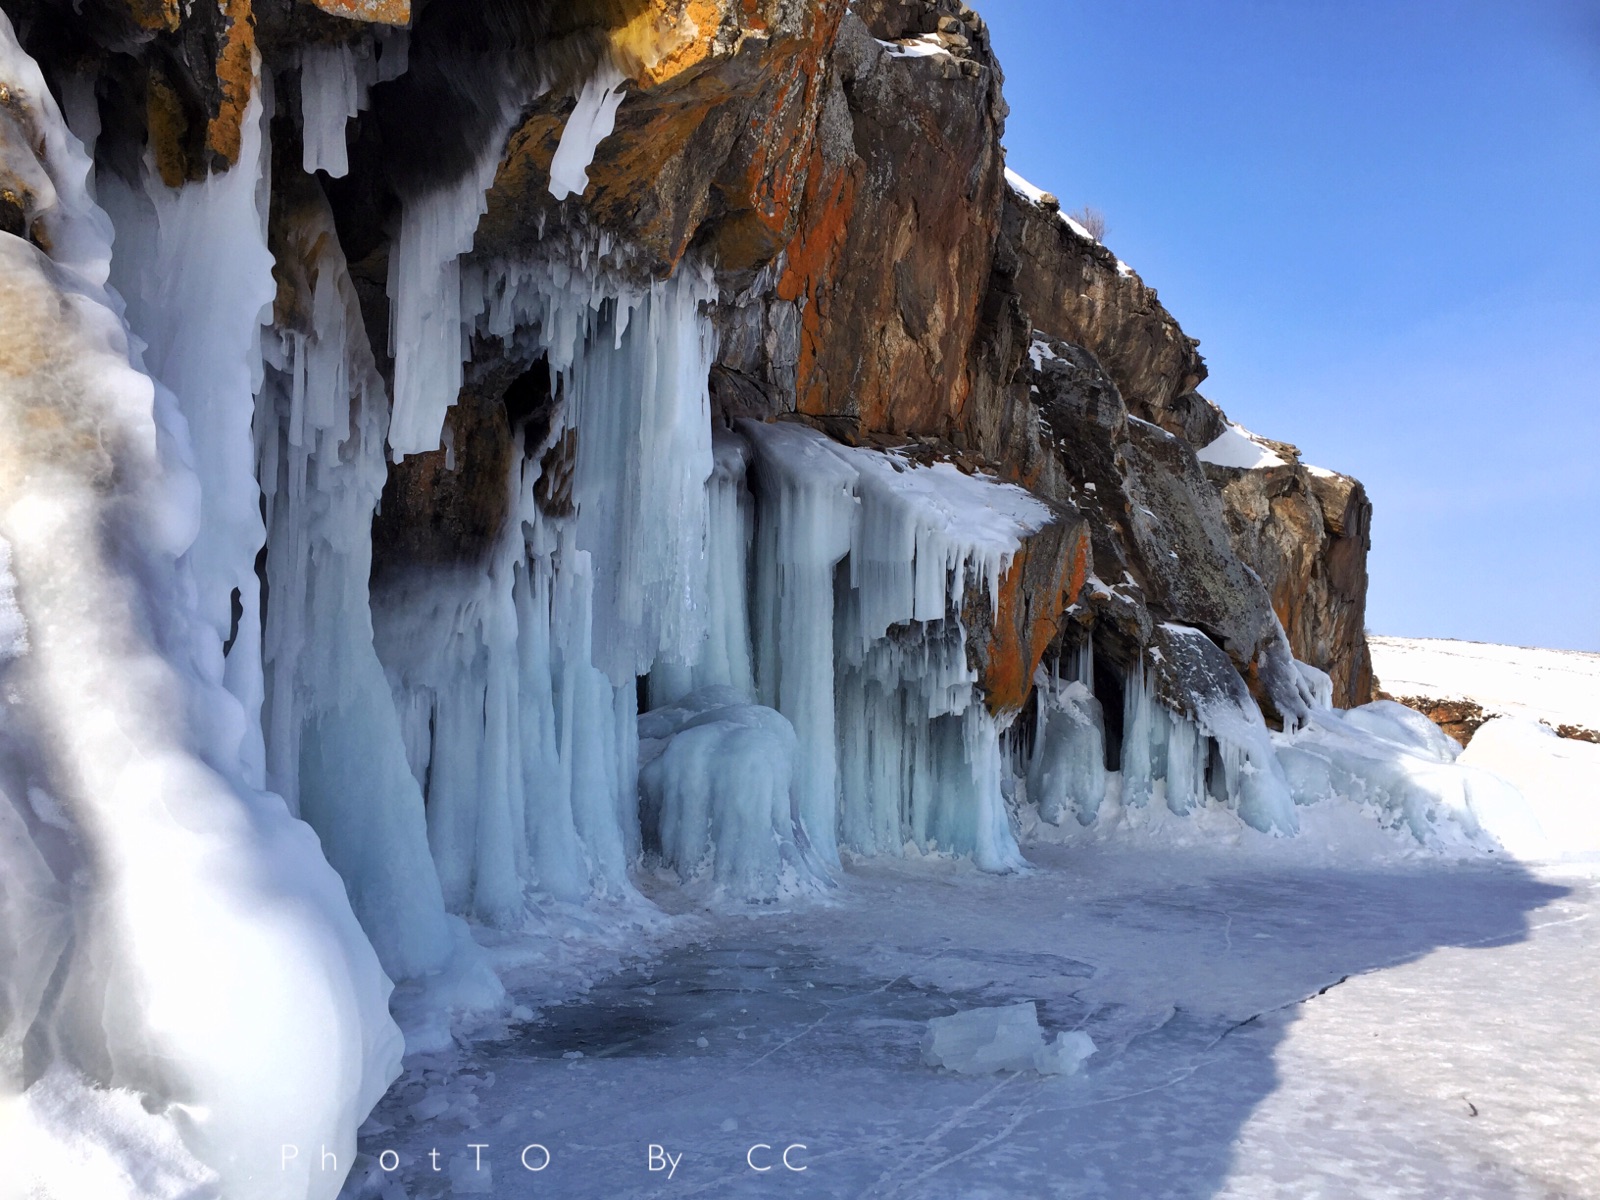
[982,0,1600,652]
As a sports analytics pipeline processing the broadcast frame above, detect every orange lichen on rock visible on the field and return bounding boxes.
[206,0,256,169]
[145,72,191,187]
[305,0,410,24]
[614,0,717,85]
[980,521,1090,716]
[687,7,841,278]
[778,157,857,397]
[124,0,181,31]
[478,0,836,273]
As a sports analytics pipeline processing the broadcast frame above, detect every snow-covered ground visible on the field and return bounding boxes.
[343,847,1598,1199]
[335,638,1600,1200]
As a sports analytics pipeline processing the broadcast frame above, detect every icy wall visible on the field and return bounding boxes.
[0,18,397,1200]
[0,0,1539,1197]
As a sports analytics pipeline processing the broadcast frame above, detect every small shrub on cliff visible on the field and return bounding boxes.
[1070,206,1108,240]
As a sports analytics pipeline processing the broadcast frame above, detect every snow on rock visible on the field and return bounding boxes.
[0,18,399,1198]
[1158,624,1299,835]
[1004,166,1099,241]
[637,688,827,900]
[1196,422,1289,470]
[923,1002,1095,1077]
[876,33,951,60]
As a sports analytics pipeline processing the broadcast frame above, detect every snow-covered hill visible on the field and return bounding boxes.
[1372,636,1600,862]
[1370,635,1600,731]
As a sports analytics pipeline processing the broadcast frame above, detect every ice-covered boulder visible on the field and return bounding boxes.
[922,1002,1095,1077]
[638,688,826,899]
[1340,699,1462,762]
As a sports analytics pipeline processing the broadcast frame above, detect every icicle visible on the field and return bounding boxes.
[99,59,278,789]
[256,185,459,979]
[566,270,718,684]
[1070,637,1094,688]
[1121,659,1155,806]
[743,421,858,868]
[300,43,361,176]
[1163,711,1208,815]
[548,63,627,201]
[1295,658,1335,712]
[698,430,758,694]
[387,106,519,458]
[964,706,1028,872]
[740,420,1046,870]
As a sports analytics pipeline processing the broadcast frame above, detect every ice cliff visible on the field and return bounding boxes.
[0,0,1534,1196]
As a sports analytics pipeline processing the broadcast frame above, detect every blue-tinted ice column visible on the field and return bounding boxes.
[98,69,279,790]
[744,421,858,869]
[256,185,458,981]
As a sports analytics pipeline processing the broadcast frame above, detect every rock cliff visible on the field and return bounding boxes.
[2,0,1374,724]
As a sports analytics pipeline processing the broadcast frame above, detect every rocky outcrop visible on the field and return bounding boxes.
[1382,694,1491,747]
[1002,185,1210,439]
[1204,447,1374,709]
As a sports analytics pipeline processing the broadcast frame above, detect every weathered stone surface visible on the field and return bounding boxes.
[474,0,835,275]
[1206,454,1374,708]
[776,9,1007,439]
[1555,723,1600,745]
[1003,182,1208,435]
[304,0,407,24]
[964,506,1091,717]
[5,0,381,182]
[1024,337,1310,725]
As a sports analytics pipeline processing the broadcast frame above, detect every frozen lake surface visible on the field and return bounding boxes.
[345,846,1599,1199]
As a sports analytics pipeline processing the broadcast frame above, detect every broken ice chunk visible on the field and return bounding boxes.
[1034,1029,1098,1076]
[921,1002,1095,1076]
